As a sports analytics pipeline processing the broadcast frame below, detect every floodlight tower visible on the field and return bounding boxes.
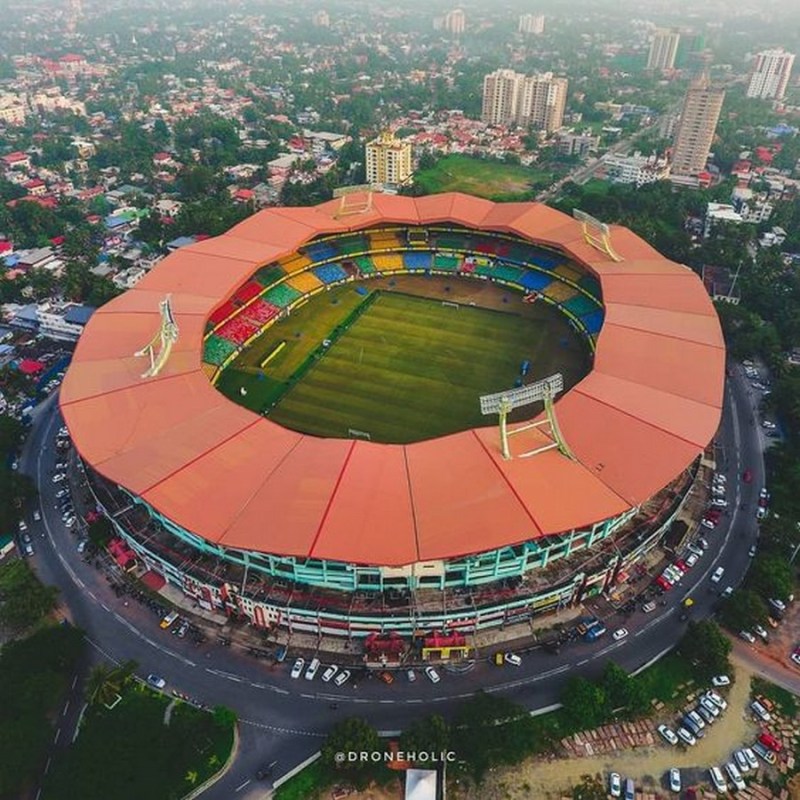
[134,295,179,378]
[480,373,574,461]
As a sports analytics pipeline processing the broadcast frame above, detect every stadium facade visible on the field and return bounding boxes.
[61,193,724,638]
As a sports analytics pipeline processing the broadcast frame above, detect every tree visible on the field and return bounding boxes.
[678,620,731,678]
[748,555,795,602]
[0,560,57,633]
[86,664,123,707]
[573,773,609,800]
[400,714,450,759]
[321,717,381,775]
[721,589,769,631]
[0,414,24,457]
[561,676,609,729]
[212,705,238,729]
[600,662,648,717]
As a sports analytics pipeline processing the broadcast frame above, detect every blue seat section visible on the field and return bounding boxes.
[518,271,553,291]
[581,309,604,335]
[527,249,562,270]
[579,274,602,300]
[403,251,432,271]
[312,263,349,284]
[303,241,339,262]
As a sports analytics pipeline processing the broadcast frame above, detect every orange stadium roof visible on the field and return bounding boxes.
[60,194,724,567]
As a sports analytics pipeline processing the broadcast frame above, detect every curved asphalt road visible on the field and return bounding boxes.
[19,361,765,798]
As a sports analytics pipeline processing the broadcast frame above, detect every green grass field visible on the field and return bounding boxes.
[413,154,554,201]
[218,278,589,444]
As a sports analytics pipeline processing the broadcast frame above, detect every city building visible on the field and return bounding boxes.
[704,202,745,237]
[671,74,725,177]
[519,14,545,35]
[311,10,330,27]
[746,48,795,100]
[442,9,465,35]
[557,131,599,158]
[0,94,26,126]
[603,151,671,187]
[365,131,413,186]
[481,69,567,133]
[646,28,681,71]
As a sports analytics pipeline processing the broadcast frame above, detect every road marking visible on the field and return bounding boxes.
[576,658,589,665]
[35,788,42,800]
[53,728,61,744]
[44,757,51,775]
[62,700,69,716]
[379,699,394,704]
[205,668,242,682]
[74,577,84,589]
[240,718,326,737]
[71,674,78,689]
[407,699,423,704]
[235,780,251,792]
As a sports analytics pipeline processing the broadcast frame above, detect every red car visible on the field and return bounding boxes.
[759,732,783,753]
[674,560,689,573]
[656,575,671,591]
[743,470,753,483]
[706,509,722,521]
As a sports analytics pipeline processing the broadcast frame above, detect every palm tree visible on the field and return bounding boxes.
[86,664,122,707]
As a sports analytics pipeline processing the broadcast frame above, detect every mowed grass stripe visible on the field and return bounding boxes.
[268,291,584,443]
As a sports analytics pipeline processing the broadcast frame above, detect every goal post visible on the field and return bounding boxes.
[348,428,372,441]
[441,301,460,310]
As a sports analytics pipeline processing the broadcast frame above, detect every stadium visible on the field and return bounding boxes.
[60,192,725,641]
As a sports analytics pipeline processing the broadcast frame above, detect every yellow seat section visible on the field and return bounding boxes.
[287,271,324,294]
[368,230,402,250]
[371,253,404,271]
[554,263,584,284]
[543,281,578,303]
[278,253,313,275]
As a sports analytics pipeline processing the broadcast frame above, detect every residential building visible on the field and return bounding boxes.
[557,131,599,157]
[671,74,725,177]
[0,94,26,126]
[481,69,567,133]
[443,9,465,35]
[311,10,330,27]
[603,151,671,187]
[365,132,413,186]
[704,203,745,238]
[519,14,545,35]
[746,48,795,100]
[647,28,681,71]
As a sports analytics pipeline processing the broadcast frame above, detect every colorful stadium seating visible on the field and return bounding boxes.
[542,282,577,303]
[264,283,303,308]
[371,253,404,271]
[336,235,369,256]
[352,256,376,275]
[581,309,604,335]
[203,335,238,366]
[287,272,324,294]
[564,293,601,317]
[244,299,280,325]
[278,253,313,275]
[254,265,285,288]
[217,316,261,346]
[579,274,602,301]
[208,300,238,327]
[234,281,263,305]
[518,271,553,291]
[302,241,339,262]
[368,230,403,251]
[491,264,526,283]
[554,263,584,284]
[433,254,460,272]
[402,251,432,271]
[313,263,349,284]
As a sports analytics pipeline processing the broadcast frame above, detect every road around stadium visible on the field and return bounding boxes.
[18,360,771,799]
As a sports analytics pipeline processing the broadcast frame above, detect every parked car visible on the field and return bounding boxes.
[290,658,304,679]
[334,669,351,687]
[378,671,394,685]
[759,732,783,752]
[642,601,657,613]
[699,696,721,718]
[740,630,756,643]
[743,748,759,771]
[321,665,338,683]
[752,740,777,765]
[697,704,716,725]
[425,666,440,684]
[504,652,522,666]
[33,510,41,521]
[734,749,750,774]
[676,727,696,747]
[749,544,757,557]
[146,674,166,689]
[687,543,704,557]
[304,658,321,680]
[705,690,727,711]
[754,624,769,641]
[725,762,746,791]
[701,518,716,530]
[708,767,728,793]
[668,768,681,793]
[406,669,416,682]
[609,772,621,798]
[658,725,679,746]
[711,675,731,687]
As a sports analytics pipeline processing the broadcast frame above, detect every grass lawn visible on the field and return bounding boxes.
[222,282,587,444]
[634,652,698,706]
[413,155,553,200]
[273,759,328,800]
[43,688,234,800]
[752,676,798,718]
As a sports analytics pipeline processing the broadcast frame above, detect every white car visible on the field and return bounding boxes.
[290,658,304,679]
[334,669,351,687]
[725,762,746,791]
[705,690,727,711]
[701,519,716,530]
[612,628,628,641]
[305,657,320,680]
[711,675,730,687]
[407,669,416,682]
[146,673,166,689]
[425,666,440,684]
[711,567,725,584]
[658,725,679,745]
[609,772,621,798]
[734,749,750,774]
[699,696,720,717]
[677,727,696,747]
[321,664,338,683]
[754,624,768,641]
[711,499,728,508]
[504,652,522,666]
[33,510,41,521]
[743,748,759,771]
[740,630,756,643]
[669,767,681,793]
[685,553,699,568]
[687,543,704,557]
[751,700,771,722]
[52,474,66,483]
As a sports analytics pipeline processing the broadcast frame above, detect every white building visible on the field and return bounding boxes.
[519,14,545,35]
[746,49,795,100]
[647,29,680,71]
[481,69,567,133]
[603,151,670,187]
[704,203,745,238]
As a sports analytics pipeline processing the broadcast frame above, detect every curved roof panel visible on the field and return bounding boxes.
[61,194,724,567]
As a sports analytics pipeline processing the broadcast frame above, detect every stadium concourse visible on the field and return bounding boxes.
[59,192,725,640]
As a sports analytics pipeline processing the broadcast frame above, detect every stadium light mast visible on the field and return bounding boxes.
[573,209,623,262]
[134,294,179,378]
[480,374,575,461]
